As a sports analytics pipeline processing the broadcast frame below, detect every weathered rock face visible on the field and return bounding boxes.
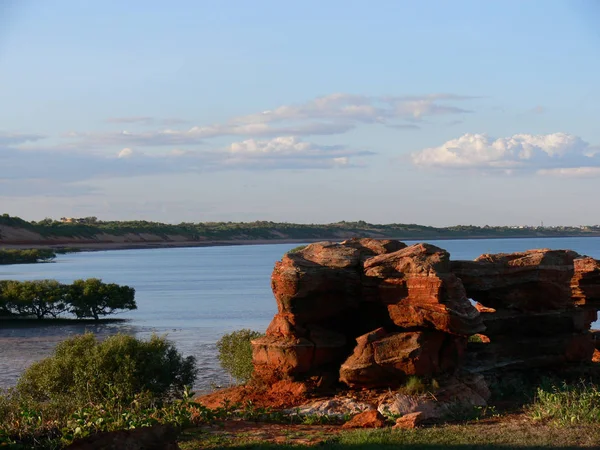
[364,244,484,335]
[451,249,581,311]
[573,257,600,305]
[452,249,600,373]
[271,239,407,322]
[253,240,600,389]
[254,239,481,387]
[339,328,465,388]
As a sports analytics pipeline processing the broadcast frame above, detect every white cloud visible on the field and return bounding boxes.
[229,136,334,155]
[411,132,600,174]
[0,131,45,146]
[537,167,600,177]
[0,136,374,196]
[50,93,474,150]
[221,136,373,169]
[234,93,473,126]
[117,148,134,158]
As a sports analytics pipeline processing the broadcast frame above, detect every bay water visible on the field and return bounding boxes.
[2,237,600,392]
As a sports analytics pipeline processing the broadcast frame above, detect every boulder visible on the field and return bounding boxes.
[452,249,581,311]
[271,239,406,323]
[253,240,600,389]
[288,397,374,418]
[252,335,314,381]
[339,328,464,388]
[342,410,387,429]
[363,243,484,335]
[393,412,425,429]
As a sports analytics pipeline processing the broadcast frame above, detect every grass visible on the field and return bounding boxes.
[178,418,600,449]
[529,381,600,425]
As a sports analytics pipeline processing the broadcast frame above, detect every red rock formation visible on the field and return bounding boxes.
[339,328,465,388]
[572,257,600,305]
[452,249,600,373]
[363,243,484,335]
[253,240,600,390]
[452,249,581,311]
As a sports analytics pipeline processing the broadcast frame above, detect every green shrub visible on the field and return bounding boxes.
[287,245,307,254]
[529,381,600,425]
[216,329,263,383]
[17,333,197,405]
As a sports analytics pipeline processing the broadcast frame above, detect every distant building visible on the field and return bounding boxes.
[60,217,88,224]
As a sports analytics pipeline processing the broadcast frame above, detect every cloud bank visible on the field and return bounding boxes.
[59,93,474,150]
[411,132,600,175]
[0,136,373,196]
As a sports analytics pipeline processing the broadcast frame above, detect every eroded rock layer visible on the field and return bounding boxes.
[453,248,599,373]
[252,240,600,389]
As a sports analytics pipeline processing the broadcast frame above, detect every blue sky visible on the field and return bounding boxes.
[1,0,599,226]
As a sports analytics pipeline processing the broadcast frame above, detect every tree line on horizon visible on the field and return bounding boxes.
[0,278,136,320]
[1,213,599,241]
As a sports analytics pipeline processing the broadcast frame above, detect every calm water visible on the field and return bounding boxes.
[1,237,600,391]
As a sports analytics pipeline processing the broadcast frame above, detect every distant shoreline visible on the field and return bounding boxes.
[2,233,600,253]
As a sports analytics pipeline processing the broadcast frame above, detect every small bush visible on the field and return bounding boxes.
[287,245,307,254]
[529,381,600,425]
[17,333,197,405]
[216,329,263,383]
[403,376,427,395]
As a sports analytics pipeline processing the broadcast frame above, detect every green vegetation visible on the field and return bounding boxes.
[0,333,200,448]
[0,278,136,320]
[2,213,600,243]
[0,249,56,265]
[216,329,264,383]
[17,334,197,404]
[287,245,308,254]
[529,381,600,425]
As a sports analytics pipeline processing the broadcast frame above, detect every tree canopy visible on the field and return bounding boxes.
[0,278,137,320]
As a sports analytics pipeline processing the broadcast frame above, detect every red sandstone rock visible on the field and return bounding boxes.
[340,237,407,259]
[254,240,600,390]
[464,332,595,372]
[572,257,600,305]
[452,249,582,311]
[271,243,363,322]
[339,329,463,388]
[474,302,496,313]
[271,239,407,323]
[393,412,424,429]
[252,335,314,381]
[363,243,484,335]
[480,308,597,337]
[342,410,387,429]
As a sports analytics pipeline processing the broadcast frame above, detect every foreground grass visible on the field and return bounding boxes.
[179,417,600,449]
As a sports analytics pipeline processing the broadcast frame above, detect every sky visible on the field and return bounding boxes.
[1,0,600,226]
